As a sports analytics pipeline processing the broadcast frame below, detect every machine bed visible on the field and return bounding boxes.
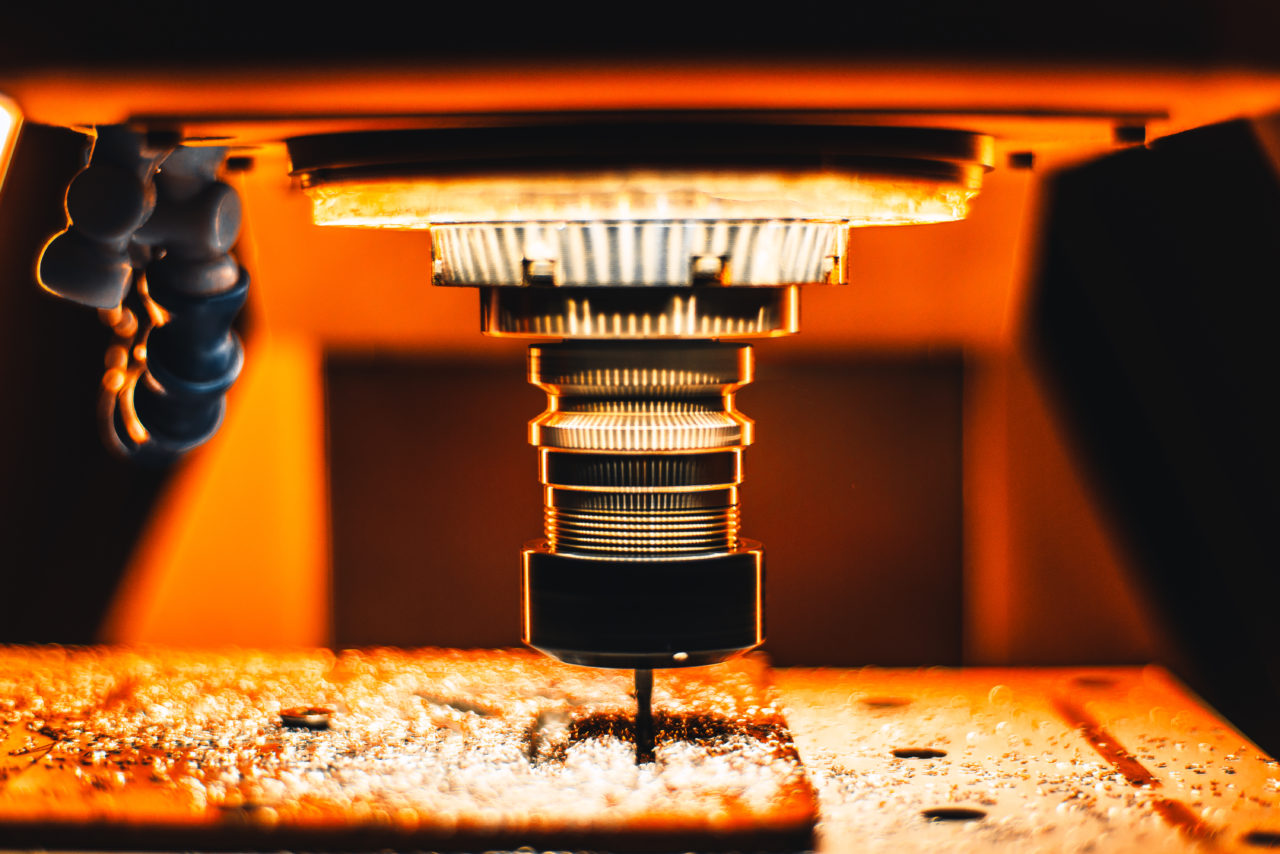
[1,648,1277,852]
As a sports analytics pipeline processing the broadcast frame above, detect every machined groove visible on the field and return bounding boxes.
[550,531,739,555]
[548,510,739,530]
[542,450,740,490]
[534,368,730,396]
[531,341,751,390]
[546,488,739,512]
[486,286,797,340]
[566,397,732,412]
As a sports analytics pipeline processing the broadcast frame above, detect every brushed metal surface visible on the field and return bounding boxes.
[778,666,1280,852]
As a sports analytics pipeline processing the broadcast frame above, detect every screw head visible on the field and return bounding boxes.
[279,706,332,730]
[1113,124,1147,145]
[1007,151,1035,170]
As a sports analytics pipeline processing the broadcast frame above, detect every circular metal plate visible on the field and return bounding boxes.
[289,113,995,182]
[291,113,993,231]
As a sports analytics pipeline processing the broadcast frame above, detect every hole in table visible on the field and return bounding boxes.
[922,807,987,822]
[1073,675,1119,689]
[1244,830,1280,848]
[893,747,947,759]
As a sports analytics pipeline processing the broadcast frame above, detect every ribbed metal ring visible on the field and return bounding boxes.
[433,220,845,287]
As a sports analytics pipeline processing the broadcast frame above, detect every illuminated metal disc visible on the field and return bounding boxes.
[290,115,993,228]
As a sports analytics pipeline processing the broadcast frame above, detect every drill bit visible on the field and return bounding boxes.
[635,668,655,764]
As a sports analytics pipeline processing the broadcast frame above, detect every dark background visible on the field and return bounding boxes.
[2,1,1280,72]
[1031,117,1280,759]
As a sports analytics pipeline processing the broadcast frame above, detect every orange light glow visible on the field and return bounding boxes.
[102,334,329,647]
[99,306,139,339]
[118,370,151,446]
[101,368,126,393]
[0,94,20,201]
[5,63,1278,146]
[307,171,981,230]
